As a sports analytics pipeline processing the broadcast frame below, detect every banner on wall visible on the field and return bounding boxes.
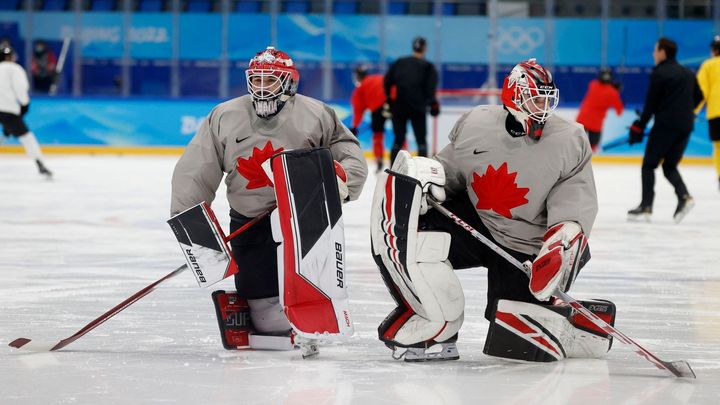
[4,97,710,158]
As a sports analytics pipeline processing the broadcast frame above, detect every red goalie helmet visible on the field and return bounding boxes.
[501,59,559,138]
[246,46,300,118]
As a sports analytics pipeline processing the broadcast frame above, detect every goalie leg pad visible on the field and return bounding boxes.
[371,170,464,348]
[483,299,615,362]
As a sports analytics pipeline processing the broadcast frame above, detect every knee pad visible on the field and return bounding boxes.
[483,299,615,362]
[371,170,464,348]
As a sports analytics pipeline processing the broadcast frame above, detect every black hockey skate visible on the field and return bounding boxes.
[627,205,651,222]
[36,159,53,179]
[673,195,695,224]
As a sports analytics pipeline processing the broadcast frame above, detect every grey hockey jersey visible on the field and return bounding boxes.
[171,94,368,217]
[435,105,597,255]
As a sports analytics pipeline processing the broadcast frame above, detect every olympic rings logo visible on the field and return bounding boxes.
[496,26,544,55]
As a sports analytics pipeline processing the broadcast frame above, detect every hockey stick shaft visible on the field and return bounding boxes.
[8,207,273,352]
[601,137,629,151]
[428,198,695,379]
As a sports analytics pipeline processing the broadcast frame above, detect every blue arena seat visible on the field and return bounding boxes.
[284,1,308,13]
[442,3,456,15]
[43,0,66,10]
[92,0,115,11]
[0,0,21,10]
[234,0,260,13]
[388,1,407,15]
[334,1,356,14]
[138,0,163,11]
[187,0,211,12]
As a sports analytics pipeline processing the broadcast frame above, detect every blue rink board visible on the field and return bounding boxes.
[6,97,712,158]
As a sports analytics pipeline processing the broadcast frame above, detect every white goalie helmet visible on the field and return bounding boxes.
[245,46,300,118]
[501,58,559,138]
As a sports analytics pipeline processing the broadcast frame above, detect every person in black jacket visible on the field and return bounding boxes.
[627,37,703,223]
[384,37,439,164]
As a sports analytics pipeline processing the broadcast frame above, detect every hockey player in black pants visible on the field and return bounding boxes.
[627,37,704,223]
[384,36,440,164]
[0,46,52,178]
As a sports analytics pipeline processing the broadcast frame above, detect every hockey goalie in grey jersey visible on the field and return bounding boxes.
[171,47,367,354]
[371,59,616,362]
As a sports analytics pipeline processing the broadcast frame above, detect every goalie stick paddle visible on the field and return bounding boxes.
[8,207,273,352]
[428,198,696,379]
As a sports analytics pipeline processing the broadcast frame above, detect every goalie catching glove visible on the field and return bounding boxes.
[529,222,587,301]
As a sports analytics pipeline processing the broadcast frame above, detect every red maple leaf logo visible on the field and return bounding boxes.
[236,141,284,190]
[471,162,529,219]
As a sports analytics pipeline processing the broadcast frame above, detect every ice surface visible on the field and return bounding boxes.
[1,155,719,404]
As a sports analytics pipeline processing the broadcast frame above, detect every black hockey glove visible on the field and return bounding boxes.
[20,103,29,117]
[628,120,644,145]
[429,101,440,117]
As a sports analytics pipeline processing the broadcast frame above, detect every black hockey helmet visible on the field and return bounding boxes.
[598,68,613,84]
[412,36,427,53]
[711,35,720,54]
[1,45,15,61]
[353,64,368,86]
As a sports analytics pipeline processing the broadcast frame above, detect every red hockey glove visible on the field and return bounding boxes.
[529,222,587,301]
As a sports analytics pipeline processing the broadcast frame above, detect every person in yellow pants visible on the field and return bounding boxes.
[696,36,720,190]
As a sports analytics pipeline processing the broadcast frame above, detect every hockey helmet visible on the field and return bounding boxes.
[598,67,613,84]
[353,64,368,87]
[711,35,720,54]
[245,46,300,118]
[1,45,15,62]
[501,59,559,139]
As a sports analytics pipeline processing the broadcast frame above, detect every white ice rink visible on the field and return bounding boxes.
[1,155,719,404]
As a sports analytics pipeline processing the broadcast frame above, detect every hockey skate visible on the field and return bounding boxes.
[673,195,694,224]
[627,205,651,222]
[36,159,53,180]
[294,335,319,359]
[394,342,459,362]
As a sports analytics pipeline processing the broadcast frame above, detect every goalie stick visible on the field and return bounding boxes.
[427,198,696,379]
[8,206,273,352]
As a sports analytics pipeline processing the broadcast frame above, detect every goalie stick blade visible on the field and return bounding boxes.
[663,360,696,379]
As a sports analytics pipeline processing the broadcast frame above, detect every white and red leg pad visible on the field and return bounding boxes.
[270,148,353,339]
[371,170,464,348]
[483,299,615,362]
